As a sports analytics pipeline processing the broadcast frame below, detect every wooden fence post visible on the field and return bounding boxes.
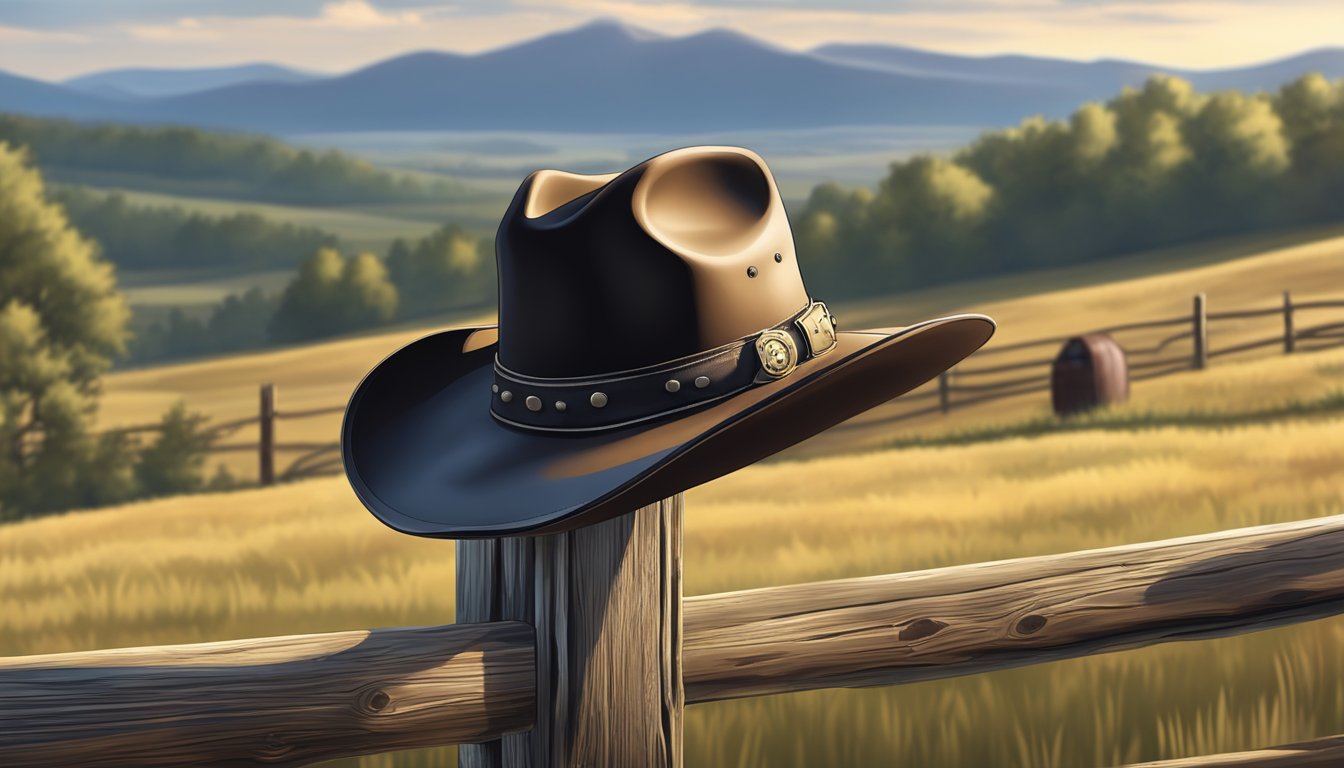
[937,371,951,414]
[1192,293,1208,370]
[1283,290,1296,354]
[259,383,276,487]
[458,495,684,768]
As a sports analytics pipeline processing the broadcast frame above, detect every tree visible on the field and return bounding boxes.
[269,247,399,343]
[0,141,130,519]
[208,287,276,353]
[385,225,491,318]
[1180,91,1290,234]
[340,252,399,329]
[1276,74,1344,222]
[134,403,211,498]
[269,247,346,342]
[868,157,992,281]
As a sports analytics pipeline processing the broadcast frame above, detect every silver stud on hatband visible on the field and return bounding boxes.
[694,376,710,389]
[500,390,513,402]
[555,401,567,412]
[665,379,681,393]
[590,392,608,408]
[491,383,499,393]
[525,395,542,412]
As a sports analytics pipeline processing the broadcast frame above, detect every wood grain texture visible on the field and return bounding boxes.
[0,622,535,767]
[1124,733,1344,766]
[458,539,505,768]
[457,496,684,767]
[534,496,683,767]
[682,514,1344,703]
[11,509,1344,765]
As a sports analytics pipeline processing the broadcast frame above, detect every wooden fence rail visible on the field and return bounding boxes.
[0,623,536,768]
[683,513,1344,703]
[1129,734,1344,767]
[6,514,1344,766]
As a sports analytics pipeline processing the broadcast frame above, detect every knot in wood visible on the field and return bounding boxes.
[898,618,948,642]
[1015,614,1047,635]
[256,732,294,761]
[358,688,392,714]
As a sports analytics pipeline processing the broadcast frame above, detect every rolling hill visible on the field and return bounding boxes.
[63,63,317,99]
[4,21,1344,135]
[8,334,1344,768]
[0,70,116,119]
[9,222,1344,766]
[812,43,1344,95]
[97,225,1344,481]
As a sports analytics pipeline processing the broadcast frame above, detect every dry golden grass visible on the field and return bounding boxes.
[838,225,1344,339]
[7,346,1344,767]
[14,230,1343,766]
[99,228,1344,476]
[797,232,1344,456]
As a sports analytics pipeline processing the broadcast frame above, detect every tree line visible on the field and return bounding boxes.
[0,113,467,206]
[54,186,339,271]
[131,226,495,362]
[794,73,1344,299]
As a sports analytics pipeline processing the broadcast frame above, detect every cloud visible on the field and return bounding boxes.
[126,1,424,43]
[0,24,86,44]
[319,0,423,28]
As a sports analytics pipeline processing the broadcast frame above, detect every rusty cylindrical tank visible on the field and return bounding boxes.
[1051,333,1129,416]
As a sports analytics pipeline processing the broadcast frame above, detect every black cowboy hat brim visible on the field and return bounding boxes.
[342,315,994,538]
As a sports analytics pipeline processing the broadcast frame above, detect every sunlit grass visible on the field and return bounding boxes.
[98,227,1344,478]
[9,234,1344,766]
[6,350,1344,766]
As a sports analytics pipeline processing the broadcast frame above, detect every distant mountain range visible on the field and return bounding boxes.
[63,63,317,100]
[3,20,1343,135]
[812,44,1344,97]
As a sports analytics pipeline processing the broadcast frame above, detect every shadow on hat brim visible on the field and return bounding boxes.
[342,315,994,539]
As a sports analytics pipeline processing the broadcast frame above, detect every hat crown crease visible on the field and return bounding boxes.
[495,146,809,380]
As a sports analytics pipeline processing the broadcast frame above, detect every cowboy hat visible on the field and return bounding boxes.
[343,146,994,538]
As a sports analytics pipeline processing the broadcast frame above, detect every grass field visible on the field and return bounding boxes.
[286,125,981,200]
[6,344,1344,766]
[83,185,454,255]
[11,228,1342,766]
[118,268,296,309]
[98,226,1344,480]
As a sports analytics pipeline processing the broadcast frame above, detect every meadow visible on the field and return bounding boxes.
[285,124,981,200]
[5,341,1344,766]
[96,226,1344,479]
[86,186,453,259]
[6,228,1342,766]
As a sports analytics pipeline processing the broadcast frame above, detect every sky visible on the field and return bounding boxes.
[1,0,1342,80]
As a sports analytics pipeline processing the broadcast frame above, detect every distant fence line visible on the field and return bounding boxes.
[97,290,1344,486]
[878,290,1344,424]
